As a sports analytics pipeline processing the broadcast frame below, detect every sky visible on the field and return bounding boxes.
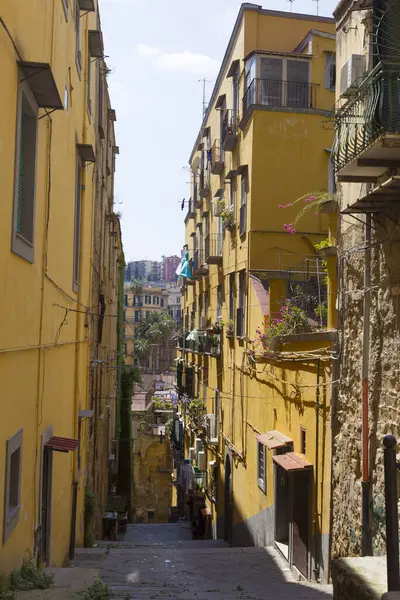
[99,0,338,263]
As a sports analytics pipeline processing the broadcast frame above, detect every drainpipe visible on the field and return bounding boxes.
[314,358,321,580]
[361,214,372,556]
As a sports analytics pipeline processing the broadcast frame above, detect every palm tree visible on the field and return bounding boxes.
[130,279,143,295]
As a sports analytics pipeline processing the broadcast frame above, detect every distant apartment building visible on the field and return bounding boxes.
[163,255,180,282]
[167,283,182,326]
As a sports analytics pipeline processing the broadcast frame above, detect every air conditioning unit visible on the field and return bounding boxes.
[340,54,366,97]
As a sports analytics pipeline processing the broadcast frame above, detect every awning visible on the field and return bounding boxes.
[79,0,95,11]
[227,59,240,78]
[257,430,293,450]
[18,61,63,109]
[45,436,79,453]
[77,143,96,163]
[215,94,226,109]
[88,30,104,58]
[341,175,400,214]
[273,452,312,472]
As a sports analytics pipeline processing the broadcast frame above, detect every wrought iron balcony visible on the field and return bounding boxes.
[191,249,208,277]
[204,233,223,264]
[243,78,319,114]
[211,140,224,175]
[222,109,239,151]
[199,166,211,198]
[333,64,400,181]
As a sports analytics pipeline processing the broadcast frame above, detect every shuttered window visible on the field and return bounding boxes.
[257,442,266,493]
[12,85,38,263]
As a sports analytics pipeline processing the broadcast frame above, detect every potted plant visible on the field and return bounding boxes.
[213,198,225,217]
[225,319,234,338]
[221,208,235,230]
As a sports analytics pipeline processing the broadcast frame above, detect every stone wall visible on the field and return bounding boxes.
[332,207,400,558]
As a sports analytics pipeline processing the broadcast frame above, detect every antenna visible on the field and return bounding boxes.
[286,0,295,12]
[198,78,212,118]
[312,0,319,15]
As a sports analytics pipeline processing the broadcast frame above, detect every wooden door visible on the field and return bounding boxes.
[292,469,310,578]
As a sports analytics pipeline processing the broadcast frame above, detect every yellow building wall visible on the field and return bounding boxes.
[0,0,113,573]
[179,5,336,582]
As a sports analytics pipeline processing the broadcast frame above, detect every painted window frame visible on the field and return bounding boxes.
[3,429,23,543]
[257,441,266,493]
[324,52,336,91]
[74,0,82,77]
[11,77,39,264]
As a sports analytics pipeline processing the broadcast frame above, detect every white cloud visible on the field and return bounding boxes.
[137,43,160,57]
[136,44,220,77]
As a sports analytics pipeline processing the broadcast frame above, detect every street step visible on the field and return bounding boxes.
[109,584,264,599]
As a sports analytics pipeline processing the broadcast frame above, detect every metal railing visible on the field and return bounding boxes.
[222,109,239,148]
[333,64,400,172]
[186,198,195,219]
[205,233,222,262]
[243,78,319,114]
[193,249,205,273]
[239,204,247,236]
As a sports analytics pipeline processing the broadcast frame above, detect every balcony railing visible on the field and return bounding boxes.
[204,233,223,264]
[222,109,239,151]
[333,64,400,174]
[185,198,195,221]
[192,249,207,277]
[243,78,319,114]
[211,140,224,175]
[239,204,247,236]
[199,166,211,198]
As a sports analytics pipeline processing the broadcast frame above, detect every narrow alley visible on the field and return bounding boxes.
[75,524,333,599]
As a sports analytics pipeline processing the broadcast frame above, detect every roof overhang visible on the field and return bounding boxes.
[88,30,104,58]
[257,430,293,449]
[18,61,63,109]
[45,436,79,453]
[77,143,96,163]
[273,451,312,472]
[214,188,224,198]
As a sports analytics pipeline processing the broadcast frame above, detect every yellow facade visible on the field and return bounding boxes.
[176,4,337,583]
[0,0,120,573]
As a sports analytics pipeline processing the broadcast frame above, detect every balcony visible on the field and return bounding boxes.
[222,109,239,151]
[243,78,319,115]
[211,140,224,175]
[204,331,221,358]
[204,233,223,265]
[199,167,211,199]
[191,250,208,278]
[184,198,195,222]
[333,64,400,183]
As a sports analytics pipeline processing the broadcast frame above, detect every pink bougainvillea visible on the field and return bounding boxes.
[283,223,296,234]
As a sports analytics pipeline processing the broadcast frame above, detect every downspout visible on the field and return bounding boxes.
[361,214,372,556]
[314,358,321,580]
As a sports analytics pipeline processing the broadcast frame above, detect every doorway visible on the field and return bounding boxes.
[292,469,311,578]
[40,446,53,565]
[224,454,232,544]
[274,464,289,560]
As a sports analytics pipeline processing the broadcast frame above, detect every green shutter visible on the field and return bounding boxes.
[16,114,26,234]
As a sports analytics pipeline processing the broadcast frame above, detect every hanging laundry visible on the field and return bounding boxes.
[181,198,185,211]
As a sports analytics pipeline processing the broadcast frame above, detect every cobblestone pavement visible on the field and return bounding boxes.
[77,524,333,599]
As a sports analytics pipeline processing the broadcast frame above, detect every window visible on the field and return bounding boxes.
[177,296,181,305]
[145,295,151,305]
[12,80,38,263]
[237,270,246,337]
[153,296,159,305]
[324,52,336,91]
[229,273,235,322]
[74,0,81,75]
[230,176,236,210]
[73,156,83,291]
[86,50,91,115]
[161,298,164,307]
[124,295,128,306]
[257,442,266,493]
[147,510,155,522]
[134,310,139,322]
[217,285,222,319]
[4,429,23,542]
[240,173,247,236]
[204,290,208,319]
[328,156,336,195]
[61,0,68,20]
[301,427,307,455]
[212,390,220,440]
